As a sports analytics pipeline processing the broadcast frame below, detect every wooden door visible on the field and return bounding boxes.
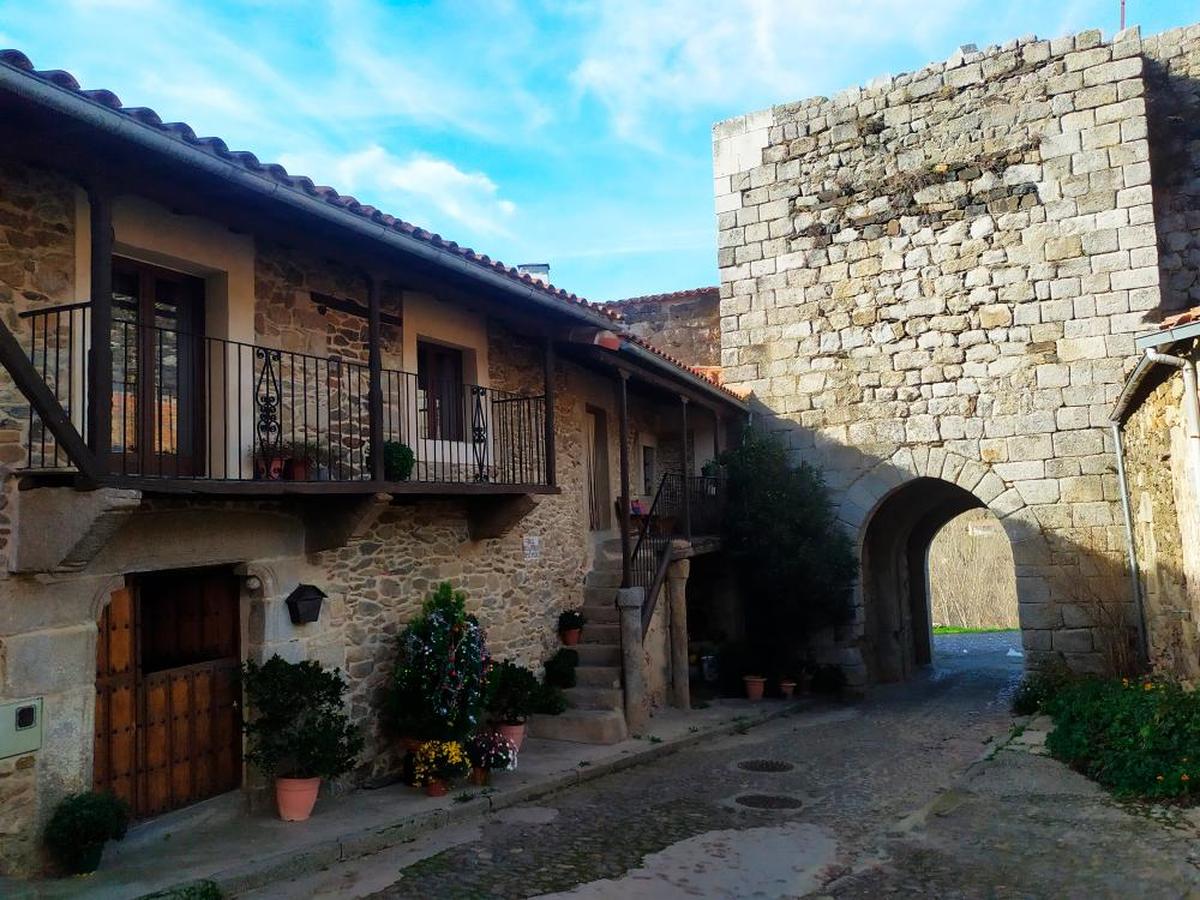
[584,407,611,531]
[94,571,241,819]
[110,258,206,477]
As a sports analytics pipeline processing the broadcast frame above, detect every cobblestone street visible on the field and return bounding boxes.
[253,632,1200,898]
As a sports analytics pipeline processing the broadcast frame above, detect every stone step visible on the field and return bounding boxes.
[563,686,623,710]
[527,709,628,745]
[581,604,619,625]
[584,585,618,605]
[580,622,620,644]
[574,643,620,666]
[574,665,621,688]
[585,569,623,588]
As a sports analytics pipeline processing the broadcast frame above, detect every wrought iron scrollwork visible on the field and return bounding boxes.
[255,347,283,478]
[471,385,489,482]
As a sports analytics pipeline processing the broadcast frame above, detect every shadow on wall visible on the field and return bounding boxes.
[747,404,1146,687]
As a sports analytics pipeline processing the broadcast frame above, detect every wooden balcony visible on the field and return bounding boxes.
[12,302,554,497]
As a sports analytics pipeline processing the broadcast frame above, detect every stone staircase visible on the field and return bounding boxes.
[527,542,629,744]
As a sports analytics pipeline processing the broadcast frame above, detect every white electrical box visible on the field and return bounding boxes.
[0,698,42,759]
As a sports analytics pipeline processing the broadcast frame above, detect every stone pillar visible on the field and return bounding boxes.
[616,586,647,732]
[666,543,691,710]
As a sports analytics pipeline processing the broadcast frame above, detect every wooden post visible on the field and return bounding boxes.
[367,274,385,482]
[543,338,556,486]
[87,185,113,475]
[680,396,691,542]
[617,370,632,588]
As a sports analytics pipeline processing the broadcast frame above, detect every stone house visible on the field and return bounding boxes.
[712,23,1200,685]
[0,51,746,874]
[1111,310,1200,679]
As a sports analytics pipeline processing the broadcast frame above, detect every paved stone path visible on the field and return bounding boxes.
[259,632,1200,898]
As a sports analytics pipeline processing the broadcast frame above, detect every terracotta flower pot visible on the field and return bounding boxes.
[779,680,797,699]
[560,627,582,646]
[497,722,526,751]
[470,767,490,786]
[743,675,766,701]
[276,777,322,821]
[425,779,448,798]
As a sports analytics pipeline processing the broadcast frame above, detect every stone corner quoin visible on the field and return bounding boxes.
[711,22,1200,674]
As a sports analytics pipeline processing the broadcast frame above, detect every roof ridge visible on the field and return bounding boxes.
[607,286,719,307]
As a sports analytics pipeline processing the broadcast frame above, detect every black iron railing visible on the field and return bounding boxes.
[18,303,548,487]
[630,472,726,637]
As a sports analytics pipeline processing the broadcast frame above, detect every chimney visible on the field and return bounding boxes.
[517,263,550,285]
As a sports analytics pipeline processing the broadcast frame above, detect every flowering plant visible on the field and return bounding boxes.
[412,740,469,785]
[466,731,518,771]
[386,583,490,741]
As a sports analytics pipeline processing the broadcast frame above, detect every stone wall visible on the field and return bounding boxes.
[928,508,1019,630]
[611,289,721,369]
[1121,361,1200,678]
[714,26,1169,678]
[0,162,76,560]
[1142,25,1200,312]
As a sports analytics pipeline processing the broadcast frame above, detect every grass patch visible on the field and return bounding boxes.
[933,626,1019,634]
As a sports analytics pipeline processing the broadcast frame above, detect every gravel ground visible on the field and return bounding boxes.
[276,632,1200,899]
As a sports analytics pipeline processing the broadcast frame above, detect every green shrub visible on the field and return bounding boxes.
[486,660,540,724]
[1044,676,1200,801]
[718,428,858,677]
[1012,667,1072,715]
[241,655,363,780]
[381,441,415,481]
[544,649,579,688]
[44,791,130,874]
[386,583,490,741]
[557,609,586,632]
[534,681,568,715]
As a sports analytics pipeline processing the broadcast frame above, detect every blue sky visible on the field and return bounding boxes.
[1,1,1195,301]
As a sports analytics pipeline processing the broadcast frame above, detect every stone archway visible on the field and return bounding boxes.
[837,448,1035,685]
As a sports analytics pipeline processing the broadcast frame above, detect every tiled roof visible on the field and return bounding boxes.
[1159,308,1200,329]
[0,49,747,405]
[607,286,720,308]
[0,49,617,322]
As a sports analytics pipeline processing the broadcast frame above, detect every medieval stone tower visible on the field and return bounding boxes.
[712,24,1200,686]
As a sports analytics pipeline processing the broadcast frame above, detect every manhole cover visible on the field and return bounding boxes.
[737,759,795,773]
[734,793,805,810]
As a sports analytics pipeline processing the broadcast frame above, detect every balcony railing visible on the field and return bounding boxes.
[19,303,549,489]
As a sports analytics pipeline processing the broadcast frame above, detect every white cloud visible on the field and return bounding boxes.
[280,145,518,237]
[569,0,978,145]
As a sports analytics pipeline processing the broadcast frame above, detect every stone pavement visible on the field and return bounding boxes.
[247,631,1200,900]
[1,700,794,899]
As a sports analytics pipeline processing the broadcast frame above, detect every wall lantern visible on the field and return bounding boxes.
[285,584,326,625]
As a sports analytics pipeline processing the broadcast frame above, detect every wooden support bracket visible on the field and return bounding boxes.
[466,494,538,541]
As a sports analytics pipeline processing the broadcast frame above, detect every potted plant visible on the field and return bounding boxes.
[486,660,540,749]
[557,609,586,646]
[279,439,325,481]
[241,655,364,822]
[543,648,579,689]
[465,731,518,786]
[779,677,797,699]
[368,440,415,482]
[43,791,130,875]
[743,674,766,701]
[412,740,469,796]
[384,583,490,751]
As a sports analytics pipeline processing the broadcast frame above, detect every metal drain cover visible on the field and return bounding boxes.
[734,793,805,810]
[737,759,795,773]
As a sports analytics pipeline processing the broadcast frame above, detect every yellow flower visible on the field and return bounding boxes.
[1144,682,1155,691]
[1157,775,1164,782]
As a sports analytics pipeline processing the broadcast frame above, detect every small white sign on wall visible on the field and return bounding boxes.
[523,535,541,561]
